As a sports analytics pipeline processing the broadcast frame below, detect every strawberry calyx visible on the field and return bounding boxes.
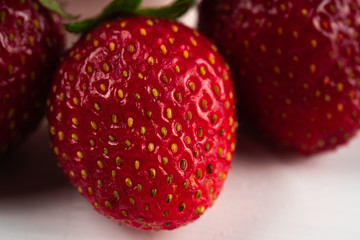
[64,0,194,34]
[38,0,79,20]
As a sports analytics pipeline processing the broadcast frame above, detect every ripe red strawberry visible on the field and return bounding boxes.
[0,0,64,155]
[199,0,360,154]
[47,16,237,230]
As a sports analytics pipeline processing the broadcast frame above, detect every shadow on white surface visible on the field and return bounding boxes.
[0,119,68,197]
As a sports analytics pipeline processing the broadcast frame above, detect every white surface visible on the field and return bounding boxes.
[1,1,360,239]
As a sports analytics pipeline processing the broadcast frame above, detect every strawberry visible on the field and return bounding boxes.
[47,0,237,231]
[0,0,65,156]
[199,0,360,154]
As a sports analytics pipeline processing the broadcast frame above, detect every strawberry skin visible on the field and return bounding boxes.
[0,0,64,155]
[199,0,360,154]
[47,17,237,230]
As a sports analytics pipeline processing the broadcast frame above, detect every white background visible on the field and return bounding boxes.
[1,1,360,239]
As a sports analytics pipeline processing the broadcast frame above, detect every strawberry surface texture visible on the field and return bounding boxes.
[47,17,237,230]
[199,0,360,154]
[0,0,63,155]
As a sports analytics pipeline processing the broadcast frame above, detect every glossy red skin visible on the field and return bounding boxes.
[0,0,64,155]
[199,0,360,154]
[47,17,237,230]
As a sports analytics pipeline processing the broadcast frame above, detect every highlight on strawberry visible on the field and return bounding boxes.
[199,0,360,154]
[47,0,237,230]
[0,0,69,156]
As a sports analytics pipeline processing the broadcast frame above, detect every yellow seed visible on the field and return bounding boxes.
[125,139,131,146]
[149,168,156,178]
[190,37,197,46]
[117,89,124,99]
[179,202,186,211]
[188,81,195,91]
[57,131,64,141]
[120,21,126,28]
[226,152,232,161]
[146,19,154,26]
[148,143,154,152]
[123,70,128,78]
[160,44,167,54]
[109,135,115,141]
[208,55,215,64]
[72,117,79,126]
[211,44,218,51]
[195,190,202,199]
[94,202,100,208]
[77,151,84,159]
[325,94,331,102]
[127,117,134,127]
[337,83,344,91]
[196,169,202,178]
[97,160,104,169]
[169,37,174,44]
[195,206,205,214]
[148,56,154,65]
[183,50,189,59]
[260,44,267,52]
[176,123,181,132]
[175,65,180,73]
[301,8,308,16]
[151,188,157,197]
[172,25,178,32]
[98,180,103,187]
[112,170,116,178]
[199,66,206,76]
[109,42,115,51]
[140,126,146,135]
[128,44,135,53]
[94,103,100,111]
[337,103,344,112]
[140,28,146,36]
[160,127,167,137]
[310,64,316,73]
[162,157,168,165]
[122,210,128,217]
[137,184,142,192]
[81,169,88,178]
[116,156,123,166]
[90,121,97,130]
[100,83,106,92]
[171,143,177,153]
[113,190,119,200]
[28,35,34,46]
[125,178,132,187]
[180,159,186,170]
[129,197,135,205]
[111,114,118,124]
[152,88,158,97]
[166,108,172,119]
[102,62,111,72]
[134,160,140,170]
[105,200,112,209]
[73,97,79,105]
[166,194,173,204]
[93,39,99,47]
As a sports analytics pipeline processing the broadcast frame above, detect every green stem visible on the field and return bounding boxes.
[39,0,79,20]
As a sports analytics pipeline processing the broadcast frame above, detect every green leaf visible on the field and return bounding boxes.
[39,0,79,20]
[65,0,194,34]
[135,0,194,19]
[65,0,142,33]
